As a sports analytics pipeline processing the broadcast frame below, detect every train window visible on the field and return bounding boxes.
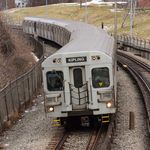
[46,71,64,91]
[92,67,110,88]
[73,68,83,88]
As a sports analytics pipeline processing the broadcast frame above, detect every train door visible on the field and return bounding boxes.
[69,67,89,110]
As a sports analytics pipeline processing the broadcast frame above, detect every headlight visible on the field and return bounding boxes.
[106,102,112,108]
[47,106,54,112]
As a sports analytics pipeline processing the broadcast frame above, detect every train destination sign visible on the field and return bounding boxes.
[66,56,87,63]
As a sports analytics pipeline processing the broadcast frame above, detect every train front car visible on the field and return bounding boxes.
[41,19,116,126]
[22,17,116,126]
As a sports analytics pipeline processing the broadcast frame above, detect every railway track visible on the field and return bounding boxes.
[86,127,100,150]
[117,50,150,132]
[45,127,66,150]
[46,124,108,150]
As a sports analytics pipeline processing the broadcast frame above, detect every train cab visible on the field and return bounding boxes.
[42,50,116,125]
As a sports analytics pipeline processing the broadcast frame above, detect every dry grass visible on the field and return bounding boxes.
[0,13,35,89]
[4,4,150,40]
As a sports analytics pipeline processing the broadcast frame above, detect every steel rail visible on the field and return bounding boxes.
[117,55,150,92]
[117,54,150,133]
[55,132,69,150]
[86,125,104,150]
[117,51,150,71]
[45,127,68,150]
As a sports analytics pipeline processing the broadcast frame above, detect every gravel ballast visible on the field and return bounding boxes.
[0,43,58,150]
[0,95,52,150]
[0,44,150,149]
[111,68,150,150]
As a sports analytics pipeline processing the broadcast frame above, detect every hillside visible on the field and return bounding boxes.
[0,14,36,89]
[4,3,150,40]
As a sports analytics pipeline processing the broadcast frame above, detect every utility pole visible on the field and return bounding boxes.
[85,0,88,23]
[114,0,118,102]
[130,0,133,37]
[114,0,117,52]
[121,0,136,31]
[21,0,23,8]
[45,0,48,18]
[80,0,82,8]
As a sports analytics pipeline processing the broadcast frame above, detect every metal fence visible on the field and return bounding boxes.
[0,38,44,132]
[117,35,150,60]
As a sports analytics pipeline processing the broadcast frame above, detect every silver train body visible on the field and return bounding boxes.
[23,17,116,124]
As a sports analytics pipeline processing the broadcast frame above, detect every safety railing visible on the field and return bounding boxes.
[118,35,150,51]
[117,35,150,60]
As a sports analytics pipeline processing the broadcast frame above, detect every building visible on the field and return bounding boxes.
[15,0,28,7]
[138,0,150,7]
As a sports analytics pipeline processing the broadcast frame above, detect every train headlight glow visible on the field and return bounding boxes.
[48,106,54,112]
[92,56,96,60]
[106,102,112,108]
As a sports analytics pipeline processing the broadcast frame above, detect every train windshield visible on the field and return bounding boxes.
[92,67,110,88]
[46,71,64,91]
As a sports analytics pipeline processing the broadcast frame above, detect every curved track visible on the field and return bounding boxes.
[117,50,150,132]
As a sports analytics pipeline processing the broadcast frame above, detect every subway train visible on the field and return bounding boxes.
[23,17,116,126]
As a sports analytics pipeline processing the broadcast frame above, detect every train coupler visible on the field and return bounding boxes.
[51,118,61,127]
[101,115,110,123]
[81,116,90,127]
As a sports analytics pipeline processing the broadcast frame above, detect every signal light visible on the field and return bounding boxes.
[53,58,61,64]
[91,55,100,61]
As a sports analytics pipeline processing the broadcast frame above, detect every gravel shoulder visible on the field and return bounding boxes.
[0,42,58,150]
[111,67,150,150]
[0,94,52,150]
[0,60,150,150]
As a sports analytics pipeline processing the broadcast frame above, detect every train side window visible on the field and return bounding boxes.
[92,67,110,88]
[46,71,64,91]
[73,68,83,88]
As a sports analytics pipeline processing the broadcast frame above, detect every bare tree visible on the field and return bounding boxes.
[0,0,15,10]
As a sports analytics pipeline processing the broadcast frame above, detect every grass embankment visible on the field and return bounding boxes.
[5,4,150,39]
[0,14,35,89]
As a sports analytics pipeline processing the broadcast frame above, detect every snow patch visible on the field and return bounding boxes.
[52,3,79,6]
[31,52,39,62]
[82,0,127,6]
[51,1,127,7]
